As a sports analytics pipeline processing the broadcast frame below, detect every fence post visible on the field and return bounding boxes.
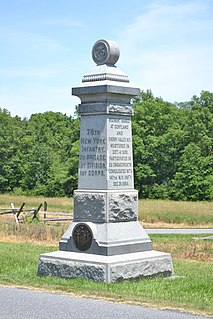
[44,201,47,222]
[33,203,42,219]
[16,202,25,219]
[11,203,19,225]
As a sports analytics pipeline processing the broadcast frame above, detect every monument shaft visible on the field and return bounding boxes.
[59,81,152,255]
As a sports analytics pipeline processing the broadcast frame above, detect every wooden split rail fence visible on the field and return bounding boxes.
[0,201,73,224]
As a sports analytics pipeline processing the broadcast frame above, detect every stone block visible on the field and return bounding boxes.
[73,190,138,223]
[74,192,106,222]
[37,250,173,283]
[72,84,140,104]
[108,192,137,222]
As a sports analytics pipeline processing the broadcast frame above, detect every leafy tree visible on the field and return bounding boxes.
[20,112,80,196]
[21,143,52,195]
[132,90,213,200]
[171,143,213,200]
[0,109,24,192]
[132,90,186,198]
[0,89,212,201]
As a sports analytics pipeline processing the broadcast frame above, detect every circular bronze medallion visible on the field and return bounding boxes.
[73,224,93,251]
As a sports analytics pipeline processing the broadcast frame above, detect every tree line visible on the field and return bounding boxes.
[0,90,212,201]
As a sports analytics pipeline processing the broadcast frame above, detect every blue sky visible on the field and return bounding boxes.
[0,0,212,118]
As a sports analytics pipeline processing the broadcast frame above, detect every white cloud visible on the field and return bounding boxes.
[118,1,213,102]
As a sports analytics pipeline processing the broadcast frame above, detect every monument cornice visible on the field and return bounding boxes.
[72,84,140,97]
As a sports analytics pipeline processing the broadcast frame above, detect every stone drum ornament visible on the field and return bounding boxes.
[37,39,173,282]
[92,39,120,65]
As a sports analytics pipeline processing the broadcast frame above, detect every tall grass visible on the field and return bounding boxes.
[0,194,73,213]
[139,199,213,226]
[151,234,213,262]
[0,222,67,245]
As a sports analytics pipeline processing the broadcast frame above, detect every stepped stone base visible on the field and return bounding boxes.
[37,250,173,283]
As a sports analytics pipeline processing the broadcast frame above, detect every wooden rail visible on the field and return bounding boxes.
[0,201,73,224]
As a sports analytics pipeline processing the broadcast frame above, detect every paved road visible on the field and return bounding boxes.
[146,228,213,234]
[0,286,211,319]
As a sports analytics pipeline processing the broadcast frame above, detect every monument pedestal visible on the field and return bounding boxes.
[37,39,173,282]
[38,250,173,283]
[59,189,152,256]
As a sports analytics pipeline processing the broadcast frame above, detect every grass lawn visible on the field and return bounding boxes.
[0,237,212,316]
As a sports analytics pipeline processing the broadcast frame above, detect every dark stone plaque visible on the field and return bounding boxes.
[73,224,93,251]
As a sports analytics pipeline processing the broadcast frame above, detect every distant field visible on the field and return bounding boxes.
[138,199,213,227]
[0,194,212,227]
[0,194,73,213]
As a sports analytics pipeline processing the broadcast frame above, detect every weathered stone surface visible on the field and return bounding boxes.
[78,102,107,114]
[92,39,120,66]
[78,102,133,115]
[107,104,133,115]
[109,192,138,222]
[74,192,106,222]
[37,250,173,283]
[110,256,173,282]
[37,257,105,282]
[73,190,138,223]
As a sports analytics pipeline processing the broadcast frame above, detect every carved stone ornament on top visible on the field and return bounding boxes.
[92,39,120,65]
[82,39,129,84]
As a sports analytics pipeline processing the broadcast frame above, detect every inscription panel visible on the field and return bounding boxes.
[78,114,134,190]
[78,115,107,189]
[107,116,134,189]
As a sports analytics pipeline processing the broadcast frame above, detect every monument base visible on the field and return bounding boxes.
[37,250,173,283]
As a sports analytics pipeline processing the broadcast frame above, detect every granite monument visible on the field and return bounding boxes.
[37,39,173,282]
